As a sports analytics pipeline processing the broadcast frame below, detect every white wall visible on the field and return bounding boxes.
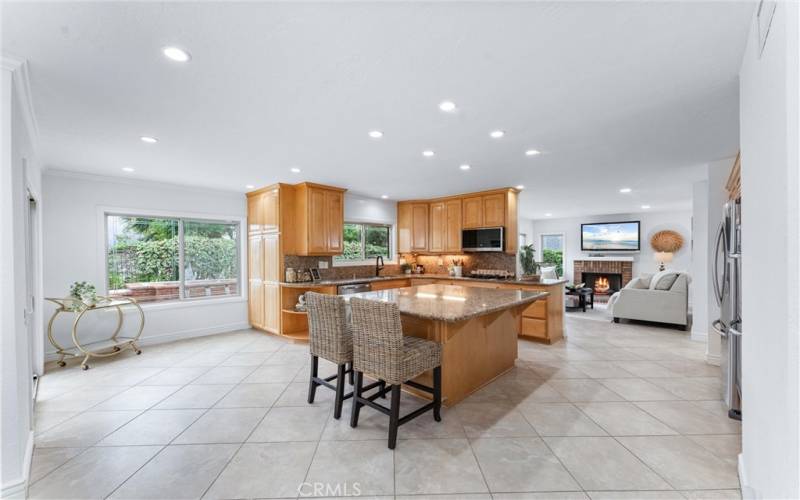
[344,194,396,225]
[42,172,249,352]
[1,59,42,498]
[529,210,693,282]
[691,179,709,344]
[738,2,800,498]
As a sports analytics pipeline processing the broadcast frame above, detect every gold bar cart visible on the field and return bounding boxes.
[45,296,145,370]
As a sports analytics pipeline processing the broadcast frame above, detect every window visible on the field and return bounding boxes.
[106,214,240,303]
[540,233,565,277]
[334,222,392,263]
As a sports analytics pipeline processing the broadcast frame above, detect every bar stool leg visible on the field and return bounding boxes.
[350,371,364,427]
[307,355,319,404]
[433,366,442,422]
[333,363,346,419]
[347,362,354,385]
[388,385,401,449]
[379,380,386,398]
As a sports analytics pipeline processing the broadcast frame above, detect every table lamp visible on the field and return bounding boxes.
[655,251,673,271]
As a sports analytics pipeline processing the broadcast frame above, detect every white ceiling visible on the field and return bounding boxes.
[3,1,753,219]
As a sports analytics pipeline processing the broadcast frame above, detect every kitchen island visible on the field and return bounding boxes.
[345,283,548,406]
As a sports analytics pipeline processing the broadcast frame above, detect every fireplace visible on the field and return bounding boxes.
[582,272,622,301]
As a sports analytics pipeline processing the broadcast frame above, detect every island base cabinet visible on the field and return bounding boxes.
[400,307,520,406]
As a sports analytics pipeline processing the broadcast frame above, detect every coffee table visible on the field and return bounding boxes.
[566,287,594,312]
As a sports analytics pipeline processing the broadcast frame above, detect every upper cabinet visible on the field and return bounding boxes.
[246,184,287,234]
[294,183,346,256]
[397,187,518,255]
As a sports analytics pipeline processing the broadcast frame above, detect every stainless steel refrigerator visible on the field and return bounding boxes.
[712,199,742,421]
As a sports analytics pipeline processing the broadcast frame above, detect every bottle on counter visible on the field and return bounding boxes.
[286,268,296,283]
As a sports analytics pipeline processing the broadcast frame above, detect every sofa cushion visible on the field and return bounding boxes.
[650,270,680,290]
[632,273,654,289]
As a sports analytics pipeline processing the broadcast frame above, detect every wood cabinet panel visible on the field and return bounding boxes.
[325,190,343,253]
[248,235,263,281]
[521,317,548,338]
[262,189,280,232]
[429,202,445,252]
[247,194,263,233]
[307,187,328,254]
[523,299,547,319]
[482,193,506,227]
[263,233,281,282]
[263,283,280,333]
[397,203,412,254]
[445,199,462,252]
[411,203,429,251]
[370,279,411,291]
[462,196,483,228]
[249,281,264,328]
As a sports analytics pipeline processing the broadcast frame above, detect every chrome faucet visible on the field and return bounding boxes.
[376,256,384,276]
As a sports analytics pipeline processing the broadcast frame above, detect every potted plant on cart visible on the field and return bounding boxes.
[519,244,541,282]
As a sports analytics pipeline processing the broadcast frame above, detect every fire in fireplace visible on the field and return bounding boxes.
[582,272,622,300]
[594,276,610,293]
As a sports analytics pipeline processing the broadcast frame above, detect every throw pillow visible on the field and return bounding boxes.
[652,271,679,290]
[635,273,654,289]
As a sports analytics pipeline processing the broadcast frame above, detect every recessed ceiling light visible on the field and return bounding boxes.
[121,167,135,173]
[490,130,505,139]
[439,100,457,112]
[245,184,255,189]
[545,213,553,217]
[641,204,651,209]
[422,150,435,157]
[368,130,383,139]
[516,184,525,190]
[459,164,471,171]
[619,187,632,193]
[381,195,389,199]
[290,167,301,173]
[525,149,541,156]
[140,136,158,144]
[162,46,191,62]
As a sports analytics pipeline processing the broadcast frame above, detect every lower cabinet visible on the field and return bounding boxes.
[249,280,264,329]
[370,279,411,291]
[263,283,280,334]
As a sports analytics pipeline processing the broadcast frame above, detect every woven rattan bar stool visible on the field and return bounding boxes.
[306,292,383,419]
[348,297,443,449]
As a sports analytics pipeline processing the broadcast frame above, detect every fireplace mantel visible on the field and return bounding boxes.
[579,256,635,262]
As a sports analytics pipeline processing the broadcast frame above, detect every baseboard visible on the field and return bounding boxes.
[738,453,756,499]
[691,328,708,342]
[706,351,721,366]
[45,321,251,361]
[1,430,34,499]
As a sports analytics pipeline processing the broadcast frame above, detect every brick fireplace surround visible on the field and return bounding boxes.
[574,259,633,288]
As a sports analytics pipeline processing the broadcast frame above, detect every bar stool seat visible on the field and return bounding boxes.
[349,297,443,449]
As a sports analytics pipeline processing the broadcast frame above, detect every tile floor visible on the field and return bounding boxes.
[30,315,741,499]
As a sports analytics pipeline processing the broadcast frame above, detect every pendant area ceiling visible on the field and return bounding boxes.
[3,1,753,219]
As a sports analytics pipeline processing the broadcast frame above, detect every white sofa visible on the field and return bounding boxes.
[608,270,690,329]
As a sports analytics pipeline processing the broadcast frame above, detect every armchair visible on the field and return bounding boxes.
[608,271,690,329]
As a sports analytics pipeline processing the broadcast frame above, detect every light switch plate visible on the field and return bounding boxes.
[319,261,329,269]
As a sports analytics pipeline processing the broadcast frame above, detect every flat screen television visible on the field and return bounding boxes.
[581,221,641,251]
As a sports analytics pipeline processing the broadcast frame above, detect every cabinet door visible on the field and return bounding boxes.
[411,203,429,251]
[482,193,506,227]
[248,235,264,281]
[249,280,264,328]
[307,188,328,254]
[263,283,280,333]
[397,203,412,254]
[462,196,483,228]
[445,199,462,252]
[262,188,280,232]
[263,233,281,282]
[325,190,344,253]
[429,202,445,252]
[247,194,263,233]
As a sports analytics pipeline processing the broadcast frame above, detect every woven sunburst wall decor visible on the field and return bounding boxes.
[650,230,684,253]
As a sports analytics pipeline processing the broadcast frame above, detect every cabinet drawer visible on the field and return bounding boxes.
[521,317,548,338]
[523,299,547,319]
[371,279,410,291]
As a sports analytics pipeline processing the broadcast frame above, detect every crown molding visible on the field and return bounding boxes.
[44,168,244,198]
[2,54,40,152]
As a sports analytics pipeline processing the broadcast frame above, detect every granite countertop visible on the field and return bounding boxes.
[341,283,548,323]
[281,274,567,288]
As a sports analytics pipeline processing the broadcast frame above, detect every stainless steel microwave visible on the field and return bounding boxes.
[462,227,504,252]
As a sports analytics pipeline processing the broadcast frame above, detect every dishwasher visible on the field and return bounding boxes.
[337,283,371,295]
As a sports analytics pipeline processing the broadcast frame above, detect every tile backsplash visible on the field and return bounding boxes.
[283,252,516,282]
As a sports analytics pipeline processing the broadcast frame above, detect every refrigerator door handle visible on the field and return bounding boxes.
[712,319,728,338]
[713,222,725,306]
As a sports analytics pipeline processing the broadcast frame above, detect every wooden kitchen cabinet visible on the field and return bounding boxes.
[263,283,280,334]
[482,193,506,227]
[398,201,430,252]
[293,182,346,255]
[247,187,280,233]
[462,196,483,228]
[429,202,445,252]
[445,199,462,252]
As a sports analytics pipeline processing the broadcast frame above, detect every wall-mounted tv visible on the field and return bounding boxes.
[581,221,641,252]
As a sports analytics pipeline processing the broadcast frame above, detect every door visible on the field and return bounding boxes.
[445,199,462,252]
[249,280,264,328]
[247,194,263,233]
[411,203,429,251]
[429,202,445,252]
[397,203,412,254]
[262,188,280,232]
[462,196,483,228]
[263,283,280,333]
[248,234,265,328]
[263,233,280,282]
[24,186,42,390]
[482,193,505,227]
[307,187,328,253]
[325,190,343,253]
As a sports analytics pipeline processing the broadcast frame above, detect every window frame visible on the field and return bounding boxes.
[332,221,396,267]
[98,206,246,309]
[538,232,566,277]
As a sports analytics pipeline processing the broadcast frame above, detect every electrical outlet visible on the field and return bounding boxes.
[319,261,328,269]
[437,258,444,266]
